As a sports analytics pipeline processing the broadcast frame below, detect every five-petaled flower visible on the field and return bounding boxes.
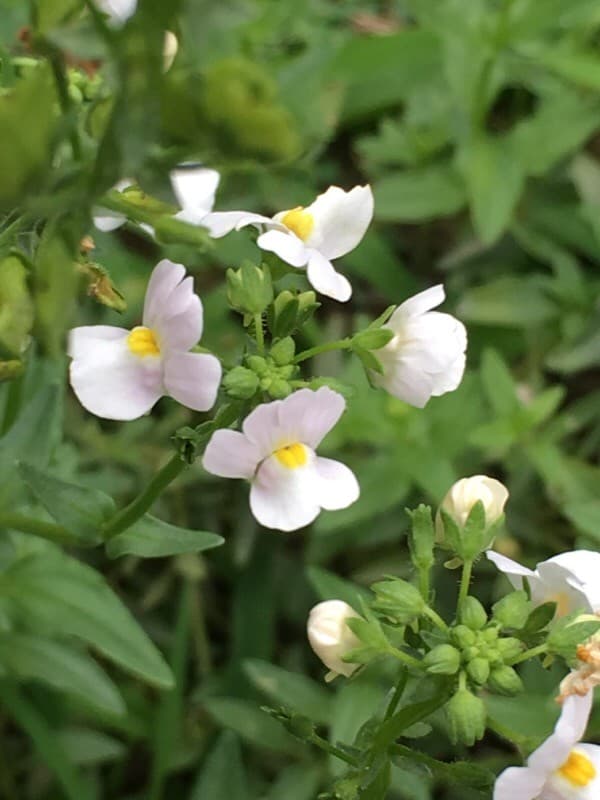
[370,285,467,407]
[201,185,374,302]
[307,600,361,682]
[494,690,600,800]
[68,259,222,420]
[202,387,359,531]
[487,550,600,617]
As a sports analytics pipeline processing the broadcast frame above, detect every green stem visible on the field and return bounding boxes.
[507,643,547,666]
[309,732,359,767]
[418,567,430,603]
[254,313,265,354]
[457,559,473,613]
[0,513,83,547]
[293,338,352,364]
[384,671,408,721]
[389,647,424,671]
[424,606,449,633]
[47,49,82,161]
[103,455,185,538]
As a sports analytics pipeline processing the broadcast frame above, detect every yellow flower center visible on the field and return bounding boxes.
[127,326,160,357]
[548,591,571,618]
[557,749,596,787]
[275,442,307,469]
[280,207,314,241]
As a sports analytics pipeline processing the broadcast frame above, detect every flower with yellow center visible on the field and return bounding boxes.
[202,387,359,531]
[487,550,600,619]
[494,690,600,800]
[200,185,374,302]
[68,259,222,420]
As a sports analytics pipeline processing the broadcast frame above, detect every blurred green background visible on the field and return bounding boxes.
[1,0,600,797]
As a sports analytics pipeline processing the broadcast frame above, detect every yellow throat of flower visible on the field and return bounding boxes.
[127,326,160,357]
[548,591,572,618]
[275,442,307,469]
[557,749,596,787]
[280,207,314,241]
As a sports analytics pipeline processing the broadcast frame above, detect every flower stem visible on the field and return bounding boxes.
[424,606,449,633]
[293,338,352,364]
[254,313,265,354]
[0,513,83,547]
[457,559,473,613]
[418,567,430,603]
[507,643,548,666]
[308,732,359,767]
[384,671,408,720]
[389,647,424,671]
[103,455,185,538]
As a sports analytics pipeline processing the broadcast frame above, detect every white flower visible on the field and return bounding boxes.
[93,178,135,232]
[494,691,600,800]
[169,165,221,225]
[68,260,222,420]
[201,185,374,302]
[202,387,359,531]
[441,475,509,528]
[93,0,137,25]
[487,550,600,617]
[307,600,361,681]
[370,285,467,407]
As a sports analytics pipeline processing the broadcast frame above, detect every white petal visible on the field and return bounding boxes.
[277,387,346,449]
[304,185,374,260]
[493,766,545,800]
[256,229,309,268]
[487,551,536,589]
[163,351,221,412]
[92,209,127,232]
[250,454,321,531]
[541,552,600,612]
[314,457,360,510]
[68,327,163,420]
[393,285,446,322]
[306,250,352,302]
[202,429,261,479]
[242,399,285,457]
[170,167,220,220]
[529,693,593,776]
[94,0,137,25]
[200,211,273,238]
[143,261,203,350]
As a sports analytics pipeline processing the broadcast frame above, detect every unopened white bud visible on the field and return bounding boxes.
[440,475,508,528]
[307,600,361,681]
[163,31,178,72]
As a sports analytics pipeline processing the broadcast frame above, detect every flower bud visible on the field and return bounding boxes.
[246,355,269,376]
[307,600,361,681]
[460,597,488,631]
[466,657,490,685]
[423,644,461,675]
[446,687,486,746]
[223,366,259,399]
[267,377,292,399]
[226,262,273,315]
[451,624,476,649]
[371,578,425,624]
[492,590,530,629]
[439,475,508,529]
[270,336,295,366]
[488,665,523,696]
[496,637,523,663]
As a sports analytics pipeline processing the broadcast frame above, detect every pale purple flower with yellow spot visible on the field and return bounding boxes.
[307,600,361,682]
[370,285,467,407]
[487,550,600,618]
[202,387,359,531]
[68,260,221,421]
[494,690,600,800]
[201,185,374,302]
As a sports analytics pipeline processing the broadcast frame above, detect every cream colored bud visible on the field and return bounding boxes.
[440,475,508,528]
[307,600,361,681]
[163,31,178,72]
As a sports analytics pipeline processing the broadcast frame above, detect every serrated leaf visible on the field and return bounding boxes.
[106,514,224,559]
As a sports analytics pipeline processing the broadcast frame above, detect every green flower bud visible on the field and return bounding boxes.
[446,687,487,746]
[270,337,295,366]
[466,657,490,685]
[481,627,499,643]
[460,597,488,631]
[463,645,480,662]
[485,647,502,665]
[492,590,530,629]
[223,366,259,399]
[371,578,425,625]
[278,365,296,379]
[451,625,476,649]
[496,637,523,663]
[423,644,461,675]
[227,262,273,315]
[407,505,435,574]
[488,665,523,696]
[268,378,292,399]
[246,355,269,376]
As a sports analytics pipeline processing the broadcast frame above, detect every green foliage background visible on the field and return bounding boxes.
[1,0,600,797]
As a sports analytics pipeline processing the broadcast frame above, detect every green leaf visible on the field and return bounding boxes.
[19,462,115,545]
[56,728,126,767]
[563,500,600,541]
[463,134,524,244]
[480,349,519,417]
[0,633,124,717]
[374,682,453,750]
[374,163,466,222]
[532,47,600,91]
[106,514,224,559]
[2,552,174,689]
[458,277,556,328]
[263,765,321,800]
[202,698,298,754]
[243,659,333,725]
[0,255,34,359]
[190,732,249,800]
[306,565,370,609]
